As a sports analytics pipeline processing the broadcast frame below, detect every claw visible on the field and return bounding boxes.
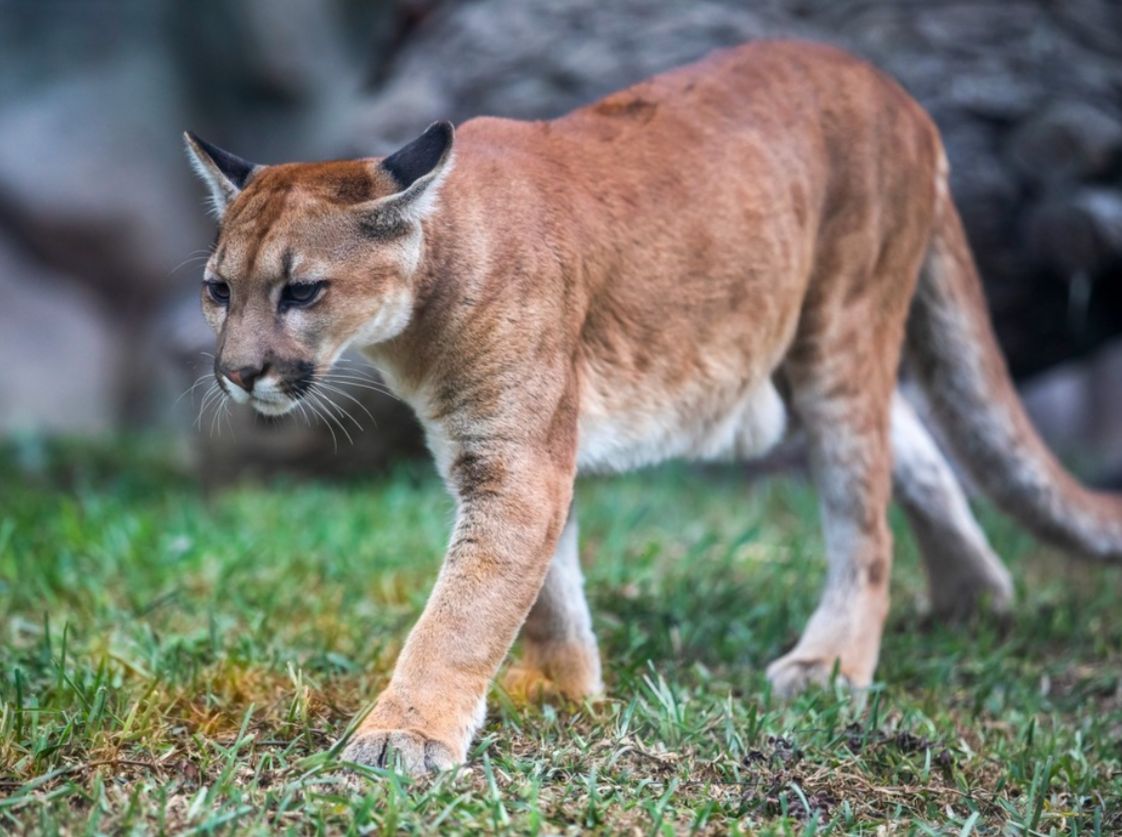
[340,729,457,777]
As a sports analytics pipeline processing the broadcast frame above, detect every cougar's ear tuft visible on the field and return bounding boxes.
[358,122,456,237]
[183,132,260,219]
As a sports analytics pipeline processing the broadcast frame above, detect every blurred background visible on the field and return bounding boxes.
[1,0,1120,484]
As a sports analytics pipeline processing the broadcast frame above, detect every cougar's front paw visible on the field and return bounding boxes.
[338,686,484,778]
[341,728,457,777]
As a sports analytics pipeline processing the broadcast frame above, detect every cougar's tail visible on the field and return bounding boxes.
[905,163,1122,561]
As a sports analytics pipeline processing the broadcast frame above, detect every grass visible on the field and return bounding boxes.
[1,438,1120,834]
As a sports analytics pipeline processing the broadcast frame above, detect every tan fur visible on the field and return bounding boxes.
[185,40,1122,776]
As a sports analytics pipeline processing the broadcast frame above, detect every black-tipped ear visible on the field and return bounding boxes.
[183,131,260,219]
[380,121,455,191]
[354,122,456,235]
[186,132,255,188]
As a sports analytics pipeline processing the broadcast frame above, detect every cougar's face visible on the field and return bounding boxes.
[201,164,421,416]
[185,123,454,418]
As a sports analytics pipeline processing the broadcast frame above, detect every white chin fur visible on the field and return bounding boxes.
[250,397,297,416]
[220,373,299,416]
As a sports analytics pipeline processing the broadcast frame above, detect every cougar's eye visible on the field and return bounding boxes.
[204,280,230,305]
[280,280,326,309]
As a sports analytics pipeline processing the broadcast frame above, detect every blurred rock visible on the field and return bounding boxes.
[0,237,118,434]
[1027,188,1122,278]
[347,0,794,148]
[0,51,202,299]
[1021,337,1122,486]
[1051,0,1122,59]
[238,0,355,104]
[1010,102,1122,185]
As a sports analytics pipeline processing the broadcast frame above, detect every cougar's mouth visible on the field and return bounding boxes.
[248,391,299,416]
[208,358,373,448]
[215,363,312,417]
[248,369,314,416]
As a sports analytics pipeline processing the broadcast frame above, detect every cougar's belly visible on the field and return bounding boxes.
[576,372,788,474]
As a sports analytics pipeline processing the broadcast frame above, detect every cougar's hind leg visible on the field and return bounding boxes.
[766,349,897,697]
[503,510,603,703]
[890,392,1014,616]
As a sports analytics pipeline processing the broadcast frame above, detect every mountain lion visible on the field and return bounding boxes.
[184,40,1122,775]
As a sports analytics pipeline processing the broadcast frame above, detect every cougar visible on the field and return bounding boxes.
[184,40,1122,775]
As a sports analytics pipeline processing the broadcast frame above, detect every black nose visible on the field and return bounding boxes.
[222,364,264,392]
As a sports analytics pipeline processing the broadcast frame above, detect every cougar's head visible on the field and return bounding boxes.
[183,122,453,416]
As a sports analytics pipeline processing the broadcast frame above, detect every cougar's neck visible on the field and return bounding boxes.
[360,176,480,397]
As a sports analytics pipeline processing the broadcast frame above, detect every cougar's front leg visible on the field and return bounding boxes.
[341,440,575,775]
[503,511,603,703]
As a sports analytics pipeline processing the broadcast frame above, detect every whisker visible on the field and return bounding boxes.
[295,400,312,428]
[221,399,235,438]
[199,382,222,413]
[320,371,387,386]
[308,391,354,446]
[315,382,378,425]
[333,356,390,376]
[311,386,364,432]
[175,374,213,406]
[317,392,356,445]
[321,360,383,378]
[209,393,225,438]
[321,372,385,389]
[318,375,401,402]
[170,252,213,276]
[196,383,220,430]
[189,352,216,377]
[323,387,400,403]
[304,396,339,452]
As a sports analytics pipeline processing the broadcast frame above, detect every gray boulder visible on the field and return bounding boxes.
[0,236,118,434]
